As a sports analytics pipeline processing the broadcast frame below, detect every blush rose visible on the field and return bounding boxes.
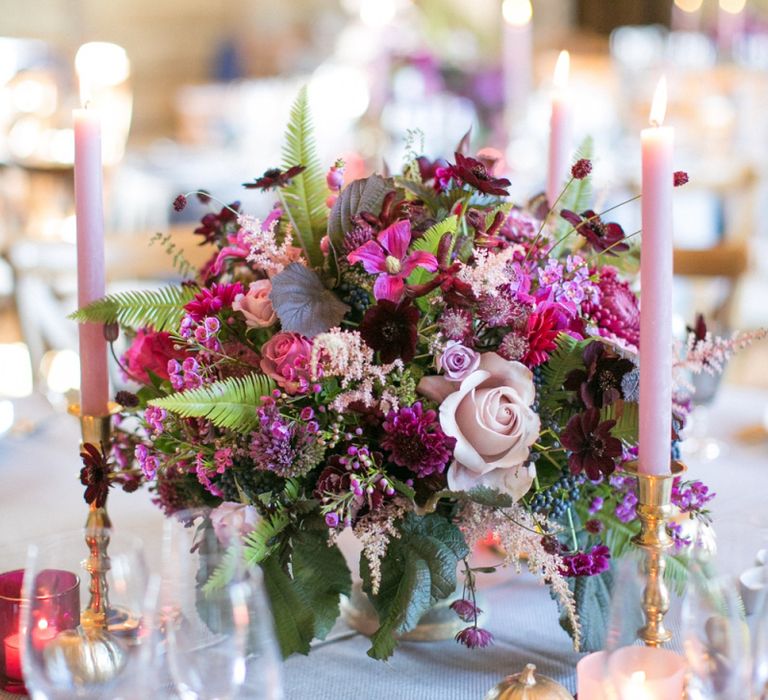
[233,280,277,328]
[418,352,540,500]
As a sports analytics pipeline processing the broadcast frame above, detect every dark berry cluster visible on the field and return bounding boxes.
[338,282,371,314]
[218,464,283,503]
[530,473,584,519]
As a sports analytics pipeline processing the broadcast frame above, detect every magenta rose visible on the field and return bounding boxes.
[210,502,260,546]
[233,280,276,328]
[418,353,540,500]
[259,331,313,393]
[122,329,184,384]
[438,342,480,382]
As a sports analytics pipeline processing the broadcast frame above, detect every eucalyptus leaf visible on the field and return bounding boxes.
[269,263,350,338]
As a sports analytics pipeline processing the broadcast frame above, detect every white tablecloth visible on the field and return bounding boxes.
[1,386,766,698]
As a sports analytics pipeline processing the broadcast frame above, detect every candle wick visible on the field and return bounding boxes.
[650,119,660,128]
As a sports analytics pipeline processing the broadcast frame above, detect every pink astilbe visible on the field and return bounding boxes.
[675,328,767,376]
[242,213,304,276]
[456,246,522,298]
[459,501,580,650]
[310,328,403,412]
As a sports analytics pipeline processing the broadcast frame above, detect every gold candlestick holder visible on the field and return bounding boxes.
[625,460,687,648]
[41,403,130,683]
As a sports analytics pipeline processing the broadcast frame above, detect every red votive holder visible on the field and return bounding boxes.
[0,569,80,694]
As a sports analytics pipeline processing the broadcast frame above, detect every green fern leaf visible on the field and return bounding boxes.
[281,87,327,268]
[601,401,639,444]
[540,333,590,392]
[244,511,292,566]
[69,285,197,332]
[201,543,241,596]
[550,136,594,252]
[407,215,457,287]
[149,373,276,431]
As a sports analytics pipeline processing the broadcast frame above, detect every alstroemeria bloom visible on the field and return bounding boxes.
[347,220,438,302]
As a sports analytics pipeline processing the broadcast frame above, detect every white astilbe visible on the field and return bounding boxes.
[241,215,303,275]
[456,245,523,298]
[310,328,403,412]
[459,501,581,650]
[353,499,410,595]
[675,328,767,376]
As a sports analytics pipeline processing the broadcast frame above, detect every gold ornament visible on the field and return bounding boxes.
[484,664,574,700]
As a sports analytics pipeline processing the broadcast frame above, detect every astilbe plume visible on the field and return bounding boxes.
[459,502,580,650]
[675,328,767,376]
[242,214,303,276]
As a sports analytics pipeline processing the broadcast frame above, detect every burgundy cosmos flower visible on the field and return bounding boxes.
[80,443,112,508]
[381,402,455,478]
[582,267,639,347]
[243,165,306,190]
[359,299,419,363]
[194,202,241,246]
[560,408,622,480]
[448,153,511,197]
[564,342,635,409]
[184,282,243,322]
[560,209,629,256]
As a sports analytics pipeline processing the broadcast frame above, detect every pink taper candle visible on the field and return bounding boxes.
[74,105,109,416]
[546,50,571,208]
[502,0,533,120]
[639,77,674,476]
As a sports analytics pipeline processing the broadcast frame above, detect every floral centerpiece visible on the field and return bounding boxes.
[74,88,760,659]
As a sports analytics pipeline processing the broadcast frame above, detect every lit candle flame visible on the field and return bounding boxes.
[649,76,667,127]
[553,50,570,89]
[625,670,653,700]
[502,0,532,26]
[37,619,48,631]
[75,42,130,107]
[719,0,746,14]
[674,0,703,12]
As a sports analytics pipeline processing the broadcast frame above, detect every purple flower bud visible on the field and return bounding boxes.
[204,316,220,334]
[326,166,345,191]
[300,406,314,421]
[325,512,340,528]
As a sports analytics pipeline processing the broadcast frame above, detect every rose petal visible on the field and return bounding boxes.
[478,464,535,502]
[478,353,536,405]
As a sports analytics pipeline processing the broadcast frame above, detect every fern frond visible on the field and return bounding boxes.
[69,285,197,332]
[243,511,291,565]
[280,87,327,268]
[540,333,590,391]
[201,543,241,596]
[601,401,639,444]
[149,373,276,431]
[551,136,594,250]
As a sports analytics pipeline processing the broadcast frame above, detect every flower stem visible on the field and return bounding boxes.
[566,507,578,552]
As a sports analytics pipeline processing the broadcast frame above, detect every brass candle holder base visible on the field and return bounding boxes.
[625,460,687,648]
[43,402,135,683]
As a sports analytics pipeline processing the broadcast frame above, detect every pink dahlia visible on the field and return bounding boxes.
[582,267,639,348]
[347,220,438,302]
[184,282,243,322]
[381,402,455,478]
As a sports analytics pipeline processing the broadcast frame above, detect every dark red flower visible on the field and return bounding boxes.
[674,171,689,187]
[416,156,449,182]
[80,443,113,508]
[359,300,419,363]
[560,544,611,577]
[560,209,629,256]
[184,282,243,322]
[115,390,139,408]
[193,202,241,246]
[564,342,635,409]
[687,313,707,346]
[560,408,622,480]
[121,329,185,384]
[243,165,305,191]
[172,194,187,212]
[571,158,592,180]
[448,152,511,197]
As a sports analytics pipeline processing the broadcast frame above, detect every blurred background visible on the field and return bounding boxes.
[0,0,766,438]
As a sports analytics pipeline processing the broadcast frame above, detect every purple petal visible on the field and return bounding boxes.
[373,274,405,302]
[377,220,411,260]
[401,250,439,276]
[560,209,582,227]
[348,240,388,274]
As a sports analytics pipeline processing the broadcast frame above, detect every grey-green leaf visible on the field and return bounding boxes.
[559,565,614,652]
[327,174,393,250]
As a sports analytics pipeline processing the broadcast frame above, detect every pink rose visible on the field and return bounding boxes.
[210,502,260,546]
[233,280,276,328]
[418,353,540,500]
[260,331,313,393]
[121,329,184,384]
[438,342,480,382]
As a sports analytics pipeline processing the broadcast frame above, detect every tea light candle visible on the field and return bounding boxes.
[607,646,686,699]
[2,634,21,681]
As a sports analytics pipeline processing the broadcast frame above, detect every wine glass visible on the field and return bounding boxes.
[161,509,282,700]
[682,564,752,700]
[20,527,152,700]
[750,578,768,700]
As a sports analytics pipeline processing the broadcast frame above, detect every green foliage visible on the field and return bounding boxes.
[149,231,195,278]
[261,554,315,657]
[362,512,469,659]
[291,528,352,640]
[243,511,291,566]
[327,175,392,251]
[280,86,327,268]
[551,136,594,250]
[601,401,639,444]
[69,285,197,332]
[407,215,457,287]
[396,177,441,211]
[201,543,241,596]
[453,485,514,509]
[538,333,591,414]
[559,565,614,652]
[149,373,276,432]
